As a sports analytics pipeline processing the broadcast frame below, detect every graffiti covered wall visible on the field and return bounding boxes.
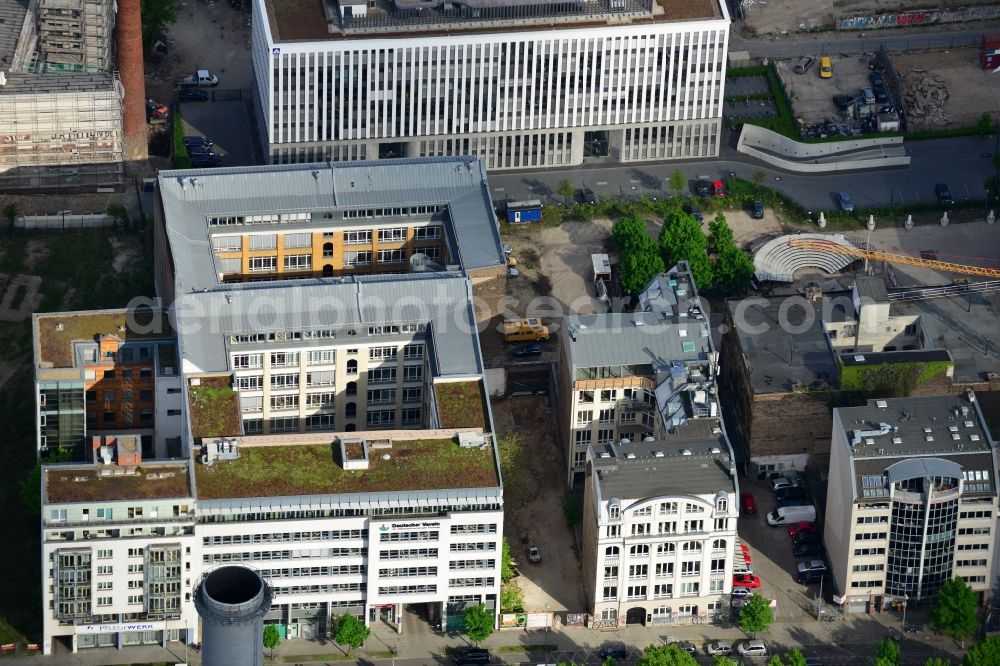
[838,5,1000,29]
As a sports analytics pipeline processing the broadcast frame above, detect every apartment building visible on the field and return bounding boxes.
[40,455,197,654]
[581,431,739,627]
[559,266,718,486]
[33,308,184,460]
[825,393,998,614]
[250,0,729,169]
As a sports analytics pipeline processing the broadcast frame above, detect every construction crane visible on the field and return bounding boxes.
[787,238,1000,279]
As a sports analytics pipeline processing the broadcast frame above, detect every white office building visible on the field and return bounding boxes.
[581,431,740,627]
[250,0,729,168]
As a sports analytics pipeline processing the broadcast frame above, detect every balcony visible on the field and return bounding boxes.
[617,399,653,413]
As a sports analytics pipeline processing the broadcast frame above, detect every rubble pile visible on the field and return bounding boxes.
[901,68,951,128]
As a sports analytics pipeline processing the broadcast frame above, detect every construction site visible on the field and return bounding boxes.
[0,0,144,192]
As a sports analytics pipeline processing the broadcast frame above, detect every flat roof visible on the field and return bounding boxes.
[35,308,172,369]
[157,158,504,294]
[194,438,499,499]
[434,380,489,431]
[590,432,735,499]
[188,377,241,441]
[44,462,193,504]
[854,275,888,303]
[888,295,1000,383]
[264,0,722,42]
[727,295,840,394]
[837,395,992,461]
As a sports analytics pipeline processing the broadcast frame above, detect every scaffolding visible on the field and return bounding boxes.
[36,0,114,72]
[0,70,124,191]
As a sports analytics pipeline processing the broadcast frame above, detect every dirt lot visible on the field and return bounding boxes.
[492,396,587,613]
[893,47,1000,130]
[777,54,873,125]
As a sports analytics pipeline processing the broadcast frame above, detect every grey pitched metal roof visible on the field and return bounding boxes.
[565,312,709,370]
[174,272,482,377]
[158,158,504,294]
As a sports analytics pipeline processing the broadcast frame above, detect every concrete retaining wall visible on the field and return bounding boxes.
[737,124,911,172]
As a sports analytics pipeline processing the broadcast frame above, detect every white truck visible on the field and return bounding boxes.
[766,504,816,526]
[176,69,219,88]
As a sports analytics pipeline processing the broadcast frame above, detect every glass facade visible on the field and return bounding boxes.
[886,475,958,599]
[40,381,86,457]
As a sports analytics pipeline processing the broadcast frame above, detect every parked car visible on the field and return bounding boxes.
[775,486,807,501]
[671,641,697,654]
[512,342,542,358]
[798,560,828,574]
[819,56,833,78]
[740,492,756,515]
[793,531,821,547]
[598,645,629,659]
[189,153,222,168]
[935,183,955,205]
[768,504,817,526]
[793,56,815,74]
[507,267,520,278]
[527,545,541,563]
[870,71,884,87]
[579,187,598,205]
[731,587,754,600]
[178,88,209,102]
[797,569,824,584]
[145,98,169,122]
[738,640,768,657]
[837,191,855,211]
[733,573,761,588]
[453,647,490,664]
[752,199,764,219]
[794,541,825,558]
[787,521,817,538]
[805,658,823,666]
[694,177,713,197]
[183,135,214,147]
[187,144,216,156]
[874,85,889,104]
[707,641,733,656]
[833,94,854,110]
[777,497,807,509]
[771,477,797,492]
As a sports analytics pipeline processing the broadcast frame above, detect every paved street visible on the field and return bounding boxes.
[487,134,997,214]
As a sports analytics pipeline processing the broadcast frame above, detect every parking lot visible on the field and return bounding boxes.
[778,54,875,127]
[736,474,824,624]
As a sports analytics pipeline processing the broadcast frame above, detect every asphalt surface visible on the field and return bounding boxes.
[487,134,998,213]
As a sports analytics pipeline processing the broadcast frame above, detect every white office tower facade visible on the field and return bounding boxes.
[251,0,729,169]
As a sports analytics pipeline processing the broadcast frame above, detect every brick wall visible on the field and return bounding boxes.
[748,391,834,463]
[115,0,147,161]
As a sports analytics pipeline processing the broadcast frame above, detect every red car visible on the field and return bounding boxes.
[740,544,752,564]
[740,492,756,515]
[733,573,761,589]
[787,522,817,538]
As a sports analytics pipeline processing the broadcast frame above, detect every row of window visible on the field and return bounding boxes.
[229,324,425,345]
[602,581,713,601]
[234,366,423,390]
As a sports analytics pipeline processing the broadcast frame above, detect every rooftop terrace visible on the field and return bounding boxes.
[44,463,192,504]
[265,0,720,42]
[194,438,499,499]
[35,308,171,369]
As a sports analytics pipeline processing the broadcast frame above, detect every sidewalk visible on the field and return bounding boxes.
[3,612,963,665]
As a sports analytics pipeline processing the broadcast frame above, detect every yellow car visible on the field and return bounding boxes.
[819,56,833,78]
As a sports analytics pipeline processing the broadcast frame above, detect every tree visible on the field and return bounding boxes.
[463,603,494,644]
[707,214,734,254]
[737,594,773,637]
[659,208,712,289]
[501,538,516,584]
[783,649,808,666]
[500,583,524,612]
[712,656,739,666]
[669,169,686,196]
[619,236,665,295]
[557,180,575,203]
[332,613,370,655]
[931,577,979,645]
[753,169,767,186]
[767,657,785,666]
[262,624,281,659]
[636,644,699,666]
[612,215,649,253]
[714,244,755,293]
[496,432,529,511]
[924,658,952,666]
[2,202,17,235]
[962,637,1000,666]
[874,659,897,666]
[874,638,900,666]
[561,490,583,526]
[603,656,617,666]
[139,0,179,50]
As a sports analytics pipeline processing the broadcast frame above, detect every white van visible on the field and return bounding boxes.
[767,504,816,526]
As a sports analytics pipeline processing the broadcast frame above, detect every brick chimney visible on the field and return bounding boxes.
[115,0,148,161]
